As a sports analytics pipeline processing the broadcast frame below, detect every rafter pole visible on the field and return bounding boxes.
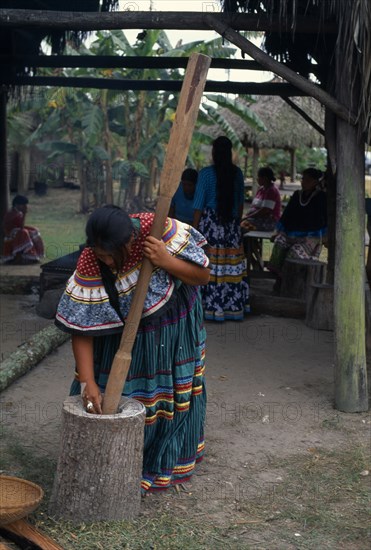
[205,14,357,126]
[0,55,323,78]
[0,55,262,71]
[0,76,309,96]
[281,97,325,136]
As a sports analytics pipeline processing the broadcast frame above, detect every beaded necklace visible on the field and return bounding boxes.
[299,188,319,207]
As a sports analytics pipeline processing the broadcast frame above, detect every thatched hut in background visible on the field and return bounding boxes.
[239,94,324,183]
[212,89,325,187]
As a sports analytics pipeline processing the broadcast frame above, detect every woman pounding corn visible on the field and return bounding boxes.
[55,205,210,492]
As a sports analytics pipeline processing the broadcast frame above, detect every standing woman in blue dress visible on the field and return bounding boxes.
[193,136,249,321]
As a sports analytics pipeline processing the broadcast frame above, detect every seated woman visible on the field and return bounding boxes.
[2,195,44,264]
[268,168,327,292]
[241,167,281,232]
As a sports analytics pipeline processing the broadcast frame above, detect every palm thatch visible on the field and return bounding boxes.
[233,95,324,150]
[202,88,325,150]
[221,0,371,138]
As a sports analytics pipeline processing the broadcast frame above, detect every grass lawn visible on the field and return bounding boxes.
[23,187,88,264]
[1,434,369,550]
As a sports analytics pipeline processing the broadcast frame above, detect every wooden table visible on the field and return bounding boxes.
[242,230,275,276]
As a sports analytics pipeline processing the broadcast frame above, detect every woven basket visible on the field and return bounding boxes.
[0,476,44,526]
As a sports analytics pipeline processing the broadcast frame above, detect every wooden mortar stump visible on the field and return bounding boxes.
[49,396,146,522]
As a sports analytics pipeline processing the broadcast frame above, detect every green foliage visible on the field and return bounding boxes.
[201,104,243,152]
[81,106,104,146]
[9,30,251,203]
[205,94,266,132]
[261,147,327,176]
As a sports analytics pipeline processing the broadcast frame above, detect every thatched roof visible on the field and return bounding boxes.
[232,94,324,149]
[202,87,325,150]
[222,0,371,139]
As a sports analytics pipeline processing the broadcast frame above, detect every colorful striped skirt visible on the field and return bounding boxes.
[199,208,250,322]
[70,284,206,493]
[268,233,323,277]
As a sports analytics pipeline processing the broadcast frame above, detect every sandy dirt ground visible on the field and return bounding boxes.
[0,290,370,548]
[1,310,368,480]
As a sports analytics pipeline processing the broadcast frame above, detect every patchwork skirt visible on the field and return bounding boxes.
[268,233,323,276]
[199,208,250,322]
[70,284,206,492]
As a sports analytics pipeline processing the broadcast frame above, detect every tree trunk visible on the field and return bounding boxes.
[17,146,31,195]
[49,396,146,522]
[289,148,296,182]
[77,153,89,213]
[102,90,113,204]
[146,157,158,201]
[334,54,368,412]
[252,144,259,196]
[0,326,69,392]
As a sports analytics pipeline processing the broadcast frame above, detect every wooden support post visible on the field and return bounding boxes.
[49,397,146,522]
[334,52,368,412]
[0,87,9,253]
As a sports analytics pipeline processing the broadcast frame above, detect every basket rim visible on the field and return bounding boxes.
[0,475,44,510]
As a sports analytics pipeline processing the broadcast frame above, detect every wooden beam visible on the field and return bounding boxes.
[0,10,337,34]
[205,14,357,125]
[1,75,309,96]
[0,55,265,72]
[282,97,325,136]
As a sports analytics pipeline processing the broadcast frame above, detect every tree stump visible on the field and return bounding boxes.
[49,396,146,523]
[305,283,334,331]
[280,258,326,300]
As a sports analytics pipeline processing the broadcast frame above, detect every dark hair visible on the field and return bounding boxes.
[86,205,135,323]
[12,195,29,207]
[258,167,276,182]
[181,168,198,183]
[302,168,323,181]
[212,136,237,222]
[86,205,134,265]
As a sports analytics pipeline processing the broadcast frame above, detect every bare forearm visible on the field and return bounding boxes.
[72,334,94,382]
[161,255,210,285]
